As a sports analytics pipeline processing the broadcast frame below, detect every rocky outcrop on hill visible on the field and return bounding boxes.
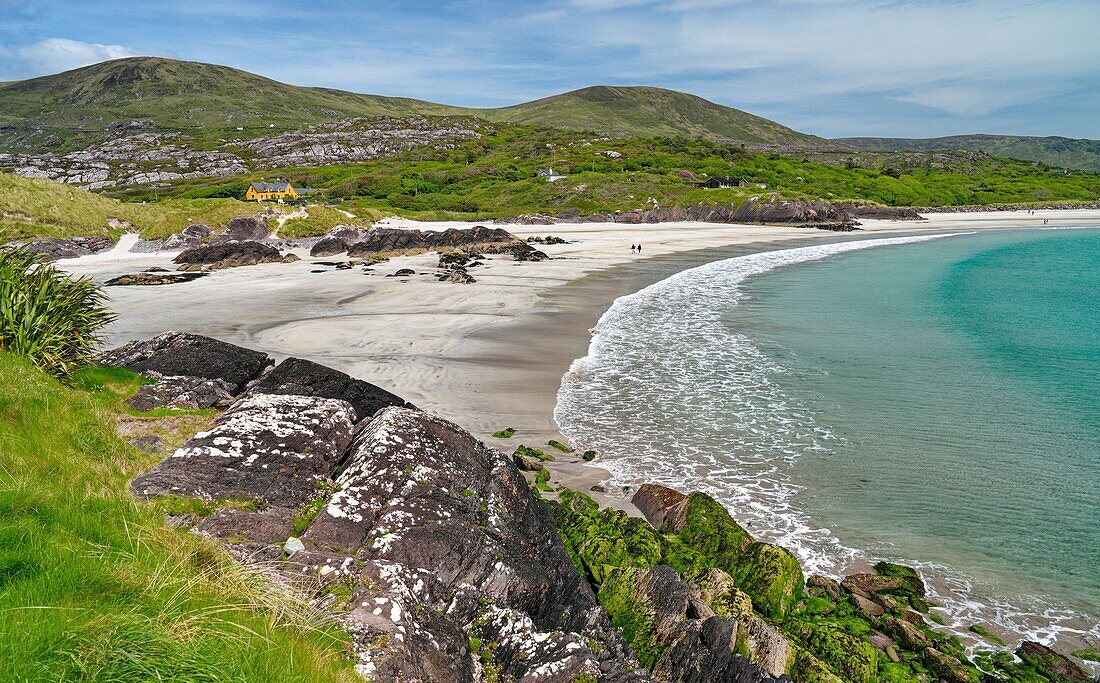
[173,240,297,270]
[2,118,481,190]
[20,235,116,261]
[346,225,522,258]
[2,131,247,189]
[240,116,485,168]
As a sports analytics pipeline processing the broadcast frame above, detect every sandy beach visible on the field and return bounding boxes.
[63,209,1100,512]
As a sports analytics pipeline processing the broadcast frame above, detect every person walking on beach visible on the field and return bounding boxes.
[630,244,636,253]
[637,243,642,254]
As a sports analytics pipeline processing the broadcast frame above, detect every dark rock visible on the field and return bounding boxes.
[882,614,934,651]
[163,224,212,250]
[840,204,925,221]
[198,509,295,546]
[246,356,412,422]
[806,575,842,600]
[842,573,908,597]
[99,331,272,393]
[125,374,237,412]
[632,483,687,530]
[346,225,520,258]
[527,235,568,245]
[326,225,363,242]
[388,268,415,277]
[922,647,974,683]
[873,561,927,596]
[511,243,549,261]
[298,407,646,680]
[105,271,208,286]
[173,240,286,270]
[130,393,357,507]
[851,592,886,619]
[310,236,350,257]
[512,453,544,471]
[22,236,115,261]
[217,216,269,242]
[438,269,476,283]
[1016,641,1091,682]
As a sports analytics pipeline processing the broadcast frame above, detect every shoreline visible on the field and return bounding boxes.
[59,209,1100,663]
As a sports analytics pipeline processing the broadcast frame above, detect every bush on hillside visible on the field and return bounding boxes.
[0,248,115,377]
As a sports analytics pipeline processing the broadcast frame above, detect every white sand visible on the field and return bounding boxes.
[62,209,1100,508]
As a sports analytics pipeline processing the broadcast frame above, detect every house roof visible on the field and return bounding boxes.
[250,181,293,192]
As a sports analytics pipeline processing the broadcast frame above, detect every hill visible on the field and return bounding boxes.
[482,85,823,145]
[0,57,817,151]
[838,134,1100,173]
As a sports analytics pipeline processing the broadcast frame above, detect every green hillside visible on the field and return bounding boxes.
[0,57,460,150]
[839,135,1100,173]
[0,57,818,151]
[482,85,823,145]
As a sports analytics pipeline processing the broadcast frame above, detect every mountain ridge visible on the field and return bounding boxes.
[1,56,1097,172]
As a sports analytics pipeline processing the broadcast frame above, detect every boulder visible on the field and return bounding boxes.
[218,216,269,242]
[388,268,415,277]
[806,575,842,600]
[873,561,927,596]
[21,236,115,261]
[125,374,236,412]
[658,492,803,620]
[98,331,272,393]
[297,407,646,681]
[130,393,357,507]
[245,356,412,422]
[310,236,350,257]
[511,243,549,261]
[550,489,663,585]
[105,271,208,286]
[438,269,476,283]
[921,647,974,683]
[347,225,520,258]
[1016,641,1091,682]
[632,483,687,530]
[163,224,211,250]
[173,240,286,270]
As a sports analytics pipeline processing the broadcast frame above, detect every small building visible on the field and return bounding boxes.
[694,176,748,189]
[537,168,567,182]
[245,181,299,202]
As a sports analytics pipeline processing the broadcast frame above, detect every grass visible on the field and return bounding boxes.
[0,247,116,376]
[0,173,264,242]
[0,352,358,681]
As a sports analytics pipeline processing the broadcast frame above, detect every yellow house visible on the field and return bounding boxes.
[245,181,299,202]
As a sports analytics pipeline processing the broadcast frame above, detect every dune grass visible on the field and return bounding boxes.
[0,173,264,242]
[0,353,358,682]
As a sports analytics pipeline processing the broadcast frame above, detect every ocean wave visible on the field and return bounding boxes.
[554,233,1099,658]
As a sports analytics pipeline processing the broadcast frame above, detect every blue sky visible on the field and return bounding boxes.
[1,0,1097,139]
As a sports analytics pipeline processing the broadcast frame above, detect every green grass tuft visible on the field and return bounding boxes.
[0,247,116,377]
[0,351,358,681]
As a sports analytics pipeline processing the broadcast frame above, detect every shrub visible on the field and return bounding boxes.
[0,248,115,377]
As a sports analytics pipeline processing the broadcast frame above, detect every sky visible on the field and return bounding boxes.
[1,0,1097,139]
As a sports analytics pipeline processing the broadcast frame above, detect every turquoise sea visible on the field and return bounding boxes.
[556,228,1100,649]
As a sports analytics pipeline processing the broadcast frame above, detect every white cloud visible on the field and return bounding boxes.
[14,37,138,76]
